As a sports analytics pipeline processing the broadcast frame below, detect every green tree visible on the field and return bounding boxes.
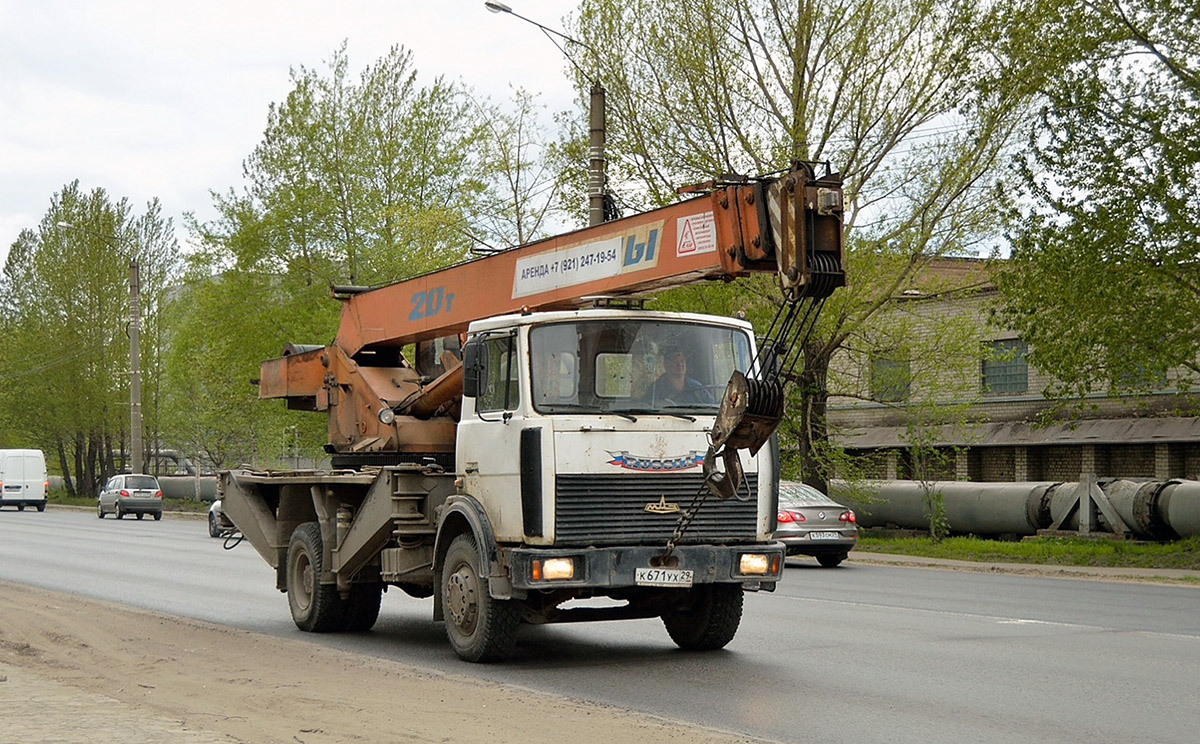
[204,42,487,287]
[169,44,563,464]
[576,0,1040,487]
[996,0,1200,401]
[471,88,566,248]
[0,182,179,495]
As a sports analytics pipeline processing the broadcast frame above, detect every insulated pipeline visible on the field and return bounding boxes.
[831,479,1200,539]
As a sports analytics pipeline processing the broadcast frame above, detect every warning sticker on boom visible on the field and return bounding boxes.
[676,211,716,257]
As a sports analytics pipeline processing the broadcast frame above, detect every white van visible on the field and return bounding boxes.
[0,449,49,512]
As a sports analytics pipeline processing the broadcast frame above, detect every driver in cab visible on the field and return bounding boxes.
[650,345,710,404]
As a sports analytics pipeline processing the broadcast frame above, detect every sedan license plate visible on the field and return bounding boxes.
[809,531,841,540]
[635,567,694,587]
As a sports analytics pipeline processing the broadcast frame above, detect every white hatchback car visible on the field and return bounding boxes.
[97,474,163,520]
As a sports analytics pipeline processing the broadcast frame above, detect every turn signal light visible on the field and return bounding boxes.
[155,490,164,499]
[839,510,856,523]
[777,510,805,523]
[119,490,130,498]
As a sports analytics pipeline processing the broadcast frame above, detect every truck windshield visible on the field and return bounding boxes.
[529,319,752,416]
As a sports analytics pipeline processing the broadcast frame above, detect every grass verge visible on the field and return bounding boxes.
[47,490,210,514]
[857,534,1200,571]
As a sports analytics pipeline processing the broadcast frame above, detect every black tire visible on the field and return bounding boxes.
[662,583,744,651]
[97,503,105,519]
[116,506,124,519]
[17,504,25,512]
[817,552,848,568]
[208,513,221,538]
[152,511,162,521]
[342,582,384,632]
[136,512,145,520]
[36,502,46,512]
[441,533,519,662]
[286,522,344,632]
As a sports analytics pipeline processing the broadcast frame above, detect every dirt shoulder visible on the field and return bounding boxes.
[0,581,768,744]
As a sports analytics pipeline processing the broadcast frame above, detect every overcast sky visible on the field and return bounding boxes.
[0,0,582,266]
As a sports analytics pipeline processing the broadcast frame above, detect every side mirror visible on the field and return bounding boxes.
[462,339,482,398]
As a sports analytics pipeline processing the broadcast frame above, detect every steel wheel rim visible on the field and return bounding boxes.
[291,551,314,612]
[446,563,479,633]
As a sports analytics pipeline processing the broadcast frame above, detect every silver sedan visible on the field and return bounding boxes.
[775,480,858,567]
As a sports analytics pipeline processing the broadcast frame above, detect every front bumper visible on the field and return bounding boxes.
[505,543,785,592]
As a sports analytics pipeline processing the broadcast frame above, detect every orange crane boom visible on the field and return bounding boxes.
[333,164,844,357]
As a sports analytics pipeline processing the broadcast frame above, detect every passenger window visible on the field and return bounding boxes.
[477,334,519,413]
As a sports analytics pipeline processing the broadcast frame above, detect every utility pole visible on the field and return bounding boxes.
[588,82,607,227]
[129,259,143,473]
[57,221,144,473]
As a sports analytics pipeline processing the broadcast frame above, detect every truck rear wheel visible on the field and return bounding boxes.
[286,522,344,632]
[662,583,744,651]
[441,533,519,662]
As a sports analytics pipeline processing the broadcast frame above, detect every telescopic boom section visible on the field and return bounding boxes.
[334,162,844,357]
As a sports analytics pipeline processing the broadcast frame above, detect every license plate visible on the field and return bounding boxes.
[635,567,694,587]
[809,531,841,540]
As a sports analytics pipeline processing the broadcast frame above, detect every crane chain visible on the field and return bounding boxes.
[659,486,710,562]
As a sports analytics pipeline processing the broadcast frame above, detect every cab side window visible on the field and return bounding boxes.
[477,334,519,413]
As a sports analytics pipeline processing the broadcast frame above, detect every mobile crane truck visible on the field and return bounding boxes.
[220,161,845,662]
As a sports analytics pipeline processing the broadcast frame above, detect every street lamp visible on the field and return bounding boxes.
[55,221,145,475]
[485,1,609,227]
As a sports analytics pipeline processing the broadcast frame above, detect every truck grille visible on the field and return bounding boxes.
[554,473,759,546]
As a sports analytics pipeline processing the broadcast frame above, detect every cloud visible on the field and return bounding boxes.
[0,0,580,264]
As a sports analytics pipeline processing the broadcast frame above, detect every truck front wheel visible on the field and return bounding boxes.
[662,583,744,651]
[441,533,519,662]
[286,522,344,632]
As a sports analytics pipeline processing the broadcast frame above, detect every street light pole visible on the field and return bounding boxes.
[55,221,144,474]
[588,82,607,228]
[485,1,608,226]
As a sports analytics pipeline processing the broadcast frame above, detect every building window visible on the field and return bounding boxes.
[1112,361,1168,392]
[870,354,910,402]
[982,339,1028,395]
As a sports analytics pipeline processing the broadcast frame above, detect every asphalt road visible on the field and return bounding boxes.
[2,508,1197,744]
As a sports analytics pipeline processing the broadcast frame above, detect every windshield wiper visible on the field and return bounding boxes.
[543,403,637,422]
[615,407,695,422]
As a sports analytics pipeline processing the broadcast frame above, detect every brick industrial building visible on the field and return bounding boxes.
[826,258,1200,483]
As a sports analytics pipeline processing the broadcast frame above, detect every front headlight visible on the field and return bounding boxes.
[532,557,575,581]
[738,552,779,576]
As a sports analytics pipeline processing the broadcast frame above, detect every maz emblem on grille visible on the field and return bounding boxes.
[644,496,682,514]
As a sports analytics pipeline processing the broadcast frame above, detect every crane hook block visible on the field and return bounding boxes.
[709,371,785,456]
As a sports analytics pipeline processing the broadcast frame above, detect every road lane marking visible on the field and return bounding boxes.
[762,594,1200,641]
